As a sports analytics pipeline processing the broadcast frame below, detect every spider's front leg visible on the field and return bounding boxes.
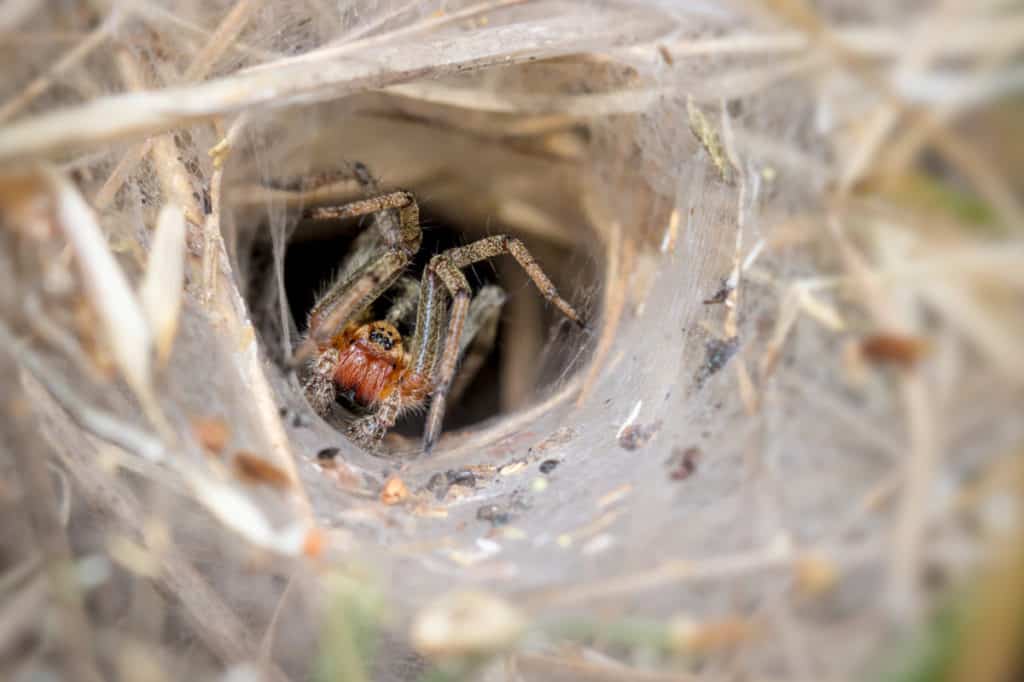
[346,396,402,446]
[294,191,422,365]
[303,347,341,416]
[416,236,583,453]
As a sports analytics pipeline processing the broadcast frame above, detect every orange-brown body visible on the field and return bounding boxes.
[326,321,429,409]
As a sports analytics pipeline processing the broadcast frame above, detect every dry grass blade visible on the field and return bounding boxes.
[0,10,120,124]
[185,471,313,556]
[0,6,669,161]
[140,204,186,367]
[826,214,940,621]
[6,314,311,561]
[3,353,102,682]
[1,320,167,462]
[28,383,291,682]
[43,166,161,421]
[182,0,257,81]
[1,2,1020,680]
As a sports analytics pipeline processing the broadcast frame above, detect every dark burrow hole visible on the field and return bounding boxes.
[249,199,592,440]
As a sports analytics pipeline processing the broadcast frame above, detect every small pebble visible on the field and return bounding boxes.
[317,447,339,461]
[667,446,701,481]
[446,469,476,488]
[426,473,448,500]
[476,504,510,526]
[381,476,409,505]
[618,421,661,451]
[539,459,560,474]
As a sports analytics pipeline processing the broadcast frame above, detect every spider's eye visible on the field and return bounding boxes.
[368,329,394,350]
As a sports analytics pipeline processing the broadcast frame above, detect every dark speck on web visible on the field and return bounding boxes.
[476,504,510,526]
[618,420,662,451]
[446,469,476,488]
[316,447,339,461]
[696,335,740,386]
[539,459,560,474]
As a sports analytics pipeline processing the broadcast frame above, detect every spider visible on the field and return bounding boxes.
[294,190,583,453]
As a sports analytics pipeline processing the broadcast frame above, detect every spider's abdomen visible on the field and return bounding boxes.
[330,321,408,406]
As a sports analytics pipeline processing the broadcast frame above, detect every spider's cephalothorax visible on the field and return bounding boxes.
[297,190,582,453]
[331,320,415,405]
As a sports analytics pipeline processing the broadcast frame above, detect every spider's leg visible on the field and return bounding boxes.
[446,235,583,326]
[448,285,506,405]
[422,235,582,452]
[293,191,422,363]
[408,268,448,378]
[421,260,472,453]
[347,270,447,446]
[347,398,400,446]
[384,276,420,328]
[303,347,340,416]
[348,281,503,444]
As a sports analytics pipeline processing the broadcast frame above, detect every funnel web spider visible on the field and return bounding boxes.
[296,190,583,454]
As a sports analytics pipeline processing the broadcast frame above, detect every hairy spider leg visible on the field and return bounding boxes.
[384,275,420,327]
[447,285,506,405]
[343,267,447,445]
[422,235,584,452]
[293,191,422,364]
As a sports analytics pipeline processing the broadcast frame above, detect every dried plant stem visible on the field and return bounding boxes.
[8,322,311,559]
[29,382,291,682]
[126,0,278,62]
[4,361,103,682]
[182,0,257,81]
[116,51,206,228]
[224,178,366,207]
[95,0,257,215]
[0,10,119,124]
[93,139,154,209]
[618,17,1024,61]
[44,166,173,440]
[720,97,746,340]
[242,0,531,73]
[1,321,167,461]
[523,540,877,609]
[23,294,108,385]
[203,153,228,304]
[763,0,1024,229]
[0,4,667,161]
[827,213,939,621]
[889,375,940,616]
[876,35,1024,187]
[203,115,309,508]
